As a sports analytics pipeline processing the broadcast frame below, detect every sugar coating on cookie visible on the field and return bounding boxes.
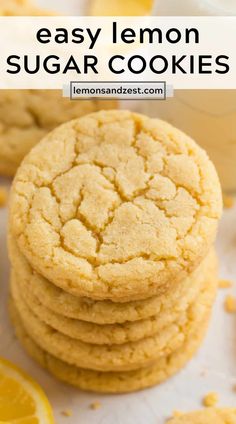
[12,290,207,372]
[8,233,218,324]
[10,110,222,300]
[11,262,217,372]
[10,301,209,393]
[166,408,236,423]
[10,249,217,345]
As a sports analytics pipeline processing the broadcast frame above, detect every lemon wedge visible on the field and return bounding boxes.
[90,0,153,16]
[0,357,54,423]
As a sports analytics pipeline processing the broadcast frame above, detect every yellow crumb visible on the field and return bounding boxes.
[223,194,235,209]
[0,187,8,207]
[172,410,183,417]
[61,409,72,417]
[219,279,233,289]
[202,392,219,407]
[90,401,101,410]
[224,295,236,313]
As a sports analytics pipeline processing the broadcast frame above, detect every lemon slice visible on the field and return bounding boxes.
[0,357,54,423]
[90,0,153,16]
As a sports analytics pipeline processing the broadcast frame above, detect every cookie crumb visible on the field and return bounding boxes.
[61,410,72,417]
[0,187,8,207]
[224,295,236,313]
[223,194,235,209]
[200,369,208,377]
[90,401,101,410]
[202,392,219,407]
[219,279,233,289]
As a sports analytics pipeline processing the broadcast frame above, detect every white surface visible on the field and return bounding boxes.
[1,178,236,423]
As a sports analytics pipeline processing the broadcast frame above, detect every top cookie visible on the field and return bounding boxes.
[9,110,222,301]
[166,408,236,423]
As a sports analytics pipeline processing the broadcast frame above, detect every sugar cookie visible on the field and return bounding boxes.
[10,252,217,345]
[8,233,217,324]
[9,110,222,301]
[10,301,210,393]
[11,273,216,372]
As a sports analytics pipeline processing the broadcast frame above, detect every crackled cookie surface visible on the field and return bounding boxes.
[166,408,236,423]
[10,110,222,300]
[11,302,209,393]
[0,89,115,176]
[8,233,217,323]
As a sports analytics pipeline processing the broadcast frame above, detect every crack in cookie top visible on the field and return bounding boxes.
[9,110,222,300]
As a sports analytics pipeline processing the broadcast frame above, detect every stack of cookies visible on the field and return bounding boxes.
[8,110,222,393]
